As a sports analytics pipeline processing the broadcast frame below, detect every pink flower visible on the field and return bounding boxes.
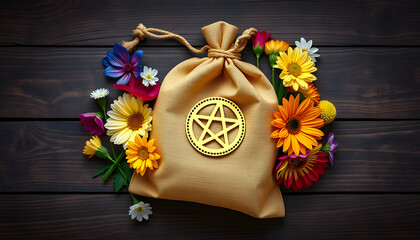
[79,113,105,135]
[251,30,271,50]
[251,30,271,68]
[114,74,161,101]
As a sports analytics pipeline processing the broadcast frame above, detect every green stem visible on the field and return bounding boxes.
[106,155,138,203]
[282,83,288,99]
[102,107,117,160]
[272,67,281,103]
[278,79,285,101]
[131,194,139,204]
[271,67,275,87]
[113,158,137,203]
[256,54,260,69]
[102,151,125,182]
[116,163,129,184]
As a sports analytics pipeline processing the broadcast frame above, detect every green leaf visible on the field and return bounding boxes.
[92,164,111,178]
[91,112,103,120]
[320,143,330,153]
[120,161,133,186]
[113,172,125,192]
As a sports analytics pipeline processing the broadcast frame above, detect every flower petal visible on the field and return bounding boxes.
[113,43,130,65]
[102,57,111,67]
[116,72,131,85]
[291,136,300,156]
[131,50,144,66]
[106,51,125,68]
[132,65,142,79]
[104,66,125,78]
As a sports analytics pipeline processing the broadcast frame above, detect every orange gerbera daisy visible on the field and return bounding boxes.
[271,94,324,156]
[298,83,320,105]
[126,135,160,176]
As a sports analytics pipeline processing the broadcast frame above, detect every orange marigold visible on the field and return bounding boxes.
[299,83,321,105]
[264,40,289,55]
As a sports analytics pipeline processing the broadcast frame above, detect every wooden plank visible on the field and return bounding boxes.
[0,121,418,193]
[0,194,418,239]
[0,0,419,46]
[0,47,419,119]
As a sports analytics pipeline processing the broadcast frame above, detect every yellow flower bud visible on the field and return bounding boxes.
[319,100,337,125]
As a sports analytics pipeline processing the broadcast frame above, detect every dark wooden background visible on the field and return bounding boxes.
[0,0,419,239]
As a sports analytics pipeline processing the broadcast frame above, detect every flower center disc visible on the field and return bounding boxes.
[286,118,300,134]
[289,157,307,169]
[139,149,148,159]
[128,114,144,130]
[287,63,302,77]
[146,74,152,79]
[123,63,132,72]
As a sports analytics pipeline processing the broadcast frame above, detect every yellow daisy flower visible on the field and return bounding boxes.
[275,47,317,91]
[104,93,152,149]
[82,135,110,159]
[126,135,160,176]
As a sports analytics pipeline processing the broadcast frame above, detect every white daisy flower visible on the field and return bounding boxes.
[140,66,159,87]
[128,201,153,222]
[90,88,110,99]
[295,37,320,62]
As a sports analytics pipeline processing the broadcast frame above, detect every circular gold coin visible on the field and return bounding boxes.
[186,97,245,156]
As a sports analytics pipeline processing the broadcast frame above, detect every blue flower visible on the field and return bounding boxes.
[102,43,143,85]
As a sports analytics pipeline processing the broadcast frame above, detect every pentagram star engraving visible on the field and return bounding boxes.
[186,97,245,157]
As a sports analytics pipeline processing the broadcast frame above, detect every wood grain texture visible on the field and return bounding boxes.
[0,1,419,239]
[0,47,419,119]
[0,0,419,46]
[0,121,418,193]
[0,194,418,239]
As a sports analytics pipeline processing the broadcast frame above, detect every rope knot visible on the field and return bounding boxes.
[208,48,241,60]
[132,23,148,41]
[123,23,149,52]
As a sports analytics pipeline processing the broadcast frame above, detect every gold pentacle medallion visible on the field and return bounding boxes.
[186,97,245,156]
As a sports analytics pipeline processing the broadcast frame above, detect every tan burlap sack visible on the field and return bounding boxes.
[127,21,285,218]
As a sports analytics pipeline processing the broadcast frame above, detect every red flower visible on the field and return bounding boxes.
[251,30,271,68]
[251,30,271,49]
[114,75,161,101]
[274,145,328,191]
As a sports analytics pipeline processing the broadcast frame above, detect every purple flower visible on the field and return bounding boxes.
[326,132,338,166]
[79,113,105,135]
[102,43,143,85]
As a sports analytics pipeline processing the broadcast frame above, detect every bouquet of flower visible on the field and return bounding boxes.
[79,43,161,222]
[252,32,338,191]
